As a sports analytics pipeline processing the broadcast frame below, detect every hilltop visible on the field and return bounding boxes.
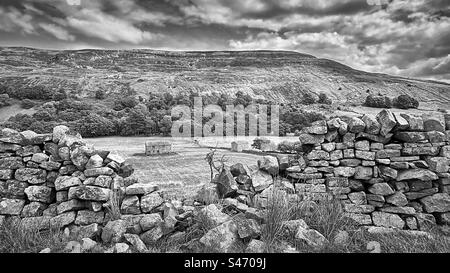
[0,47,449,110]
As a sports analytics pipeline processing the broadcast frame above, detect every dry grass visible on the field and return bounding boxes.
[0,218,68,253]
[104,188,123,221]
[85,136,261,199]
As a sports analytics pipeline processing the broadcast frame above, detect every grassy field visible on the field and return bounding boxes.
[85,136,292,199]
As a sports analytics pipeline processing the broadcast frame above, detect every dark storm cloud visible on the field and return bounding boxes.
[0,0,449,82]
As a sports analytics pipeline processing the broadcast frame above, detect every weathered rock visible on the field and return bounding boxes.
[355,150,375,160]
[393,113,409,130]
[25,186,54,203]
[84,167,114,177]
[420,193,450,213]
[50,211,76,228]
[233,214,261,240]
[344,204,375,214]
[427,131,447,143]
[334,167,355,177]
[21,202,48,217]
[379,206,416,215]
[345,213,372,225]
[299,133,325,144]
[368,183,394,196]
[379,166,398,180]
[400,113,423,131]
[199,220,241,253]
[121,196,141,215]
[296,225,328,248]
[107,152,125,165]
[140,225,164,244]
[385,191,408,207]
[362,114,381,135]
[102,220,127,243]
[348,117,366,133]
[0,198,25,215]
[216,168,238,198]
[124,233,148,253]
[348,191,367,205]
[425,157,449,173]
[372,211,405,229]
[303,120,327,134]
[30,153,49,164]
[198,204,230,227]
[0,157,24,169]
[396,169,438,181]
[75,210,104,225]
[377,109,397,136]
[307,150,330,161]
[195,183,219,204]
[125,183,158,195]
[229,163,248,177]
[54,176,82,191]
[354,166,373,180]
[139,213,163,232]
[140,192,164,213]
[85,154,103,169]
[251,170,273,192]
[394,131,427,143]
[68,185,111,201]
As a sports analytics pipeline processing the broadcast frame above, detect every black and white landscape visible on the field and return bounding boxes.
[0,0,449,256]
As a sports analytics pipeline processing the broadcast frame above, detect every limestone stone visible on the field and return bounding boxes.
[121,195,141,215]
[396,169,438,181]
[68,185,111,201]
[368,183,394,196]
[24,185,53,203]
[258,156,279,175]
[377,109,397,136]
[420,193,450,213]
[102,219,127,243]
[372,211,405,229]
[362,114,381,135]
[140,192,164,213]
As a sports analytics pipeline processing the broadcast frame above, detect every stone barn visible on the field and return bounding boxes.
[145,141,173,155]
[231,141,249,152]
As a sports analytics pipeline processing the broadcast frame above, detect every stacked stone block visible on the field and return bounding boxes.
[285,109,450,230]
[0,126,134,238]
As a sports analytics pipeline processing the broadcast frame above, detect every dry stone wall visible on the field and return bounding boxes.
[282,109,450,230]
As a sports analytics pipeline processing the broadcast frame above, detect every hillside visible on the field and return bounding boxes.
[0,47,449,110]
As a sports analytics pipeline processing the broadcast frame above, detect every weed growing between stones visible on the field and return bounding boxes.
[0,218,67,253]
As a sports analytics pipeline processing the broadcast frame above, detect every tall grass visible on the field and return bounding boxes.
[105,188,123,220]
[0,218,67,253]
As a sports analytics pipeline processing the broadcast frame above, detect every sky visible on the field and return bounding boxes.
[0,0,449,82]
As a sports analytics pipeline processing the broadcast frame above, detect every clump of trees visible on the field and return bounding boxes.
[364,94,419,109]
[393,94,419,109]
[364,95,392,108]
[277,140,302,153]
[318,93,332,105]
[21,99,34,109]
[0,94,11,107]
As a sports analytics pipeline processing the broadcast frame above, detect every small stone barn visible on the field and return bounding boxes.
[231,141,249,152]
[145,141,173,155]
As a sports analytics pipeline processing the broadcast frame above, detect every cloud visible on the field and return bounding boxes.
[66,8,157,44]
[38,23,75,41]
[0,6,36,34]
[0,0,448,82]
